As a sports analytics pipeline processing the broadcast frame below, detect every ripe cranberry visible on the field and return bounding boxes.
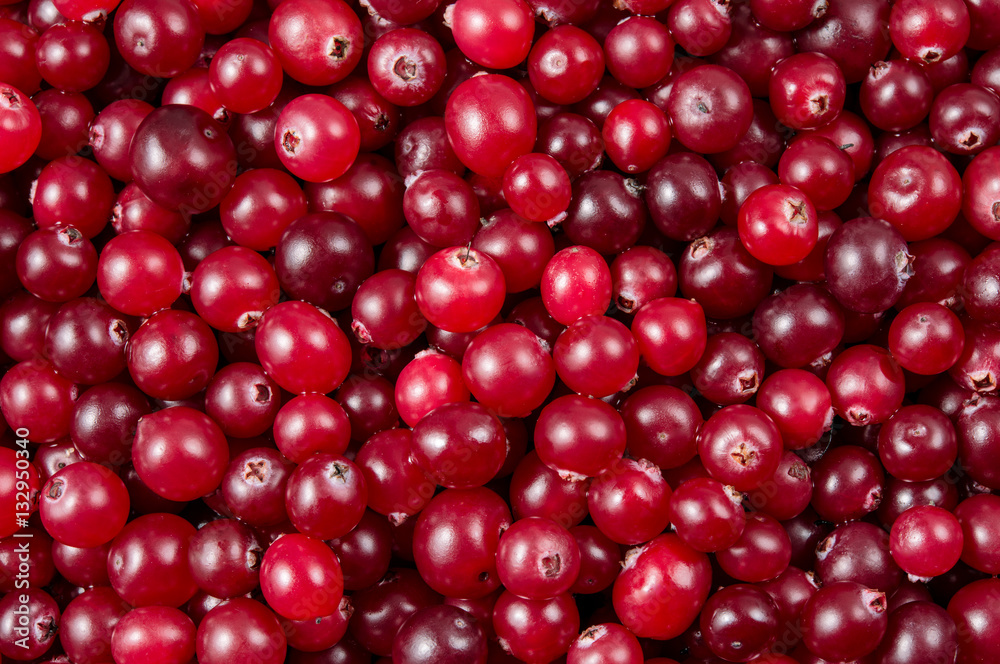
[860,59,934,132]
[604,16,674,89]
[631,297,707,377]
[612,534,712,640]
[825,217,913,314]
[701,584,780,661]
[32,155,115,239]
[16,226,98,303]
[811,445,886,523]
[133,406,229,502]
[196,598,286,664]
[275,94,360,183]
[930,83,1000,156]
[255,301,351,395]
[113,0,204,78]
[793,0,892,84]
[494,516,581,600]
[267,0,362,86]
[108,513,198,607]
[285,454,367,540]
[553,316,638,399]
[449,0,533,69]
[954,494,1000,575]
[889,0,970,65]
[445,74,536,178]
[527,26,604,105]
[129,104,236,214]
[368,28,446,107]
[667,65,753,155]
[535,112,604,180]
[961,146,1000,240]
[414,247,505,334]
[589,458,672,545]
[955,396,1000,490]
[209,38,282,115]
[0,358,79,443]
[57,586,128,663]
[534,394,626,479]
[127,310,219,401]
[814,521,902,593]
[413,487,512,598]
[222,447,293,527]
[679,226,774,319]
[509,450,589,528]
[769,52,846,130]
[890,505,964,579]
[875,600,959,664]
[868,145,963,242]
[356,428,435,524]
[753,284,845,370]
[393,604,487,664]
[0,587,59,660]
[260,532,344,621]
[801,581,888,662]
[541,246,612,326]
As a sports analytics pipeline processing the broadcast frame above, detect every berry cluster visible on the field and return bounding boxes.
[1,0,1000,662]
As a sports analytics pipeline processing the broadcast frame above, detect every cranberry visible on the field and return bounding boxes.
[32,155,114,239]
[130,105,236,214]
[108,513,198,607]
[255,300,352,395]
[589,458,672,545]
[527,26,604,106]
[445,74,536,178]
[824,217,913,314]
[275,94,360,183]
[801,581,888,662]
[493,590,579,663]
[127,310,219,401]
[793,0,893,84]
[869,145,963,242]
[961,146,1000,240]
[413,486,512,598]
[889,0,970,65]
[679,226,774,319]
[415,247,505,333]
[133,406,229,502]
[612,534,712,640]
[0,587,59,660]
[631,297,708,377]
[267,0,362,86]
[604,16,674,89]
[811,445,886,523]
[393,604,487,664]
[16,226,98,303]
[368,28,446,108]
[196,598,286,664]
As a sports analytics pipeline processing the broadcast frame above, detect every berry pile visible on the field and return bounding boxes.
[0,0,999,662]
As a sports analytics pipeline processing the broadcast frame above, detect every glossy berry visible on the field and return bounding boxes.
[411,402,507,489]
[415,247,505,333]
[275,94,360,183]
[260,532,344,620]
[890,505,964,579]
[132,406,229,502]
[445,74,536,178]
[495,516,581,600]
[612,534,712,640]
[800,581,888,662]
[39,461,129,548]
[449,0,533,69]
